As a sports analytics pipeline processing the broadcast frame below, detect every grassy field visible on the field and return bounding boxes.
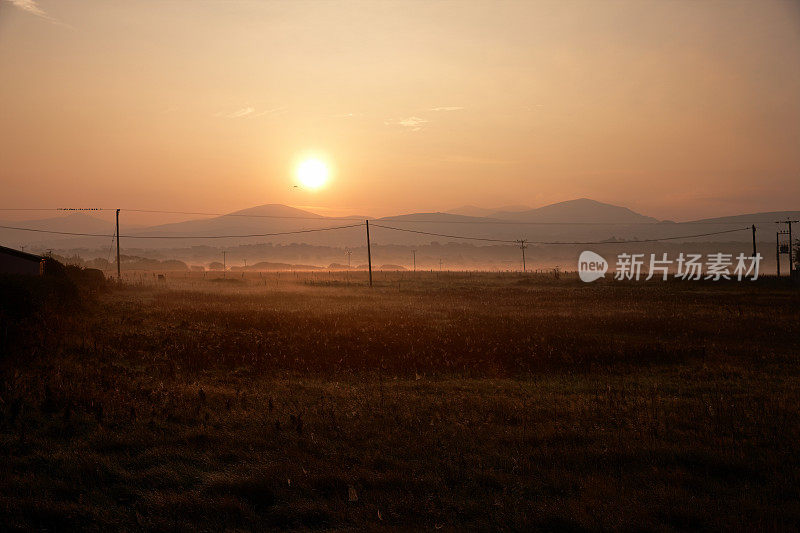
[1,272,799,530]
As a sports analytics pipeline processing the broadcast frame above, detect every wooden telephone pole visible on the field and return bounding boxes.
[344,248,352,286]
[116,209,121,281]
[776,219,798,278]
[516,239,528,273]
[777,230,790,277]
[365,220,372,287]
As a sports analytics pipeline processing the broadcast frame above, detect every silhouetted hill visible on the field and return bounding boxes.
[5,201,797,254]
[131,204,334,237]
[447,205,531,217]
[226,204,324,219]
[491,198,659,224]
[687,211,800,225]
[379,212,501,224]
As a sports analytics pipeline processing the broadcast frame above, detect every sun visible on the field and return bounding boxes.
[296,158,330,190]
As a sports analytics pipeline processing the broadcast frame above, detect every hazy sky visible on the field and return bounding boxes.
[1,0,799,222]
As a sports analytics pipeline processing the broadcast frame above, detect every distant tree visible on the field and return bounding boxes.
[160,260,189,271]
[208,261,224,271]
[86,257,111,270]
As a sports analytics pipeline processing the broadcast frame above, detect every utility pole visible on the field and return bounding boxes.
[412,250,416,272]
[222,251,227,278]
[777,229,793,277]
[751,224,757,257]
[776,219,799,277]
[516,239,528,273]
[786,220,797,279]
[344,248,352,287]
[777,231,782,277]
[116,209,121,281]
[365,220,372,287]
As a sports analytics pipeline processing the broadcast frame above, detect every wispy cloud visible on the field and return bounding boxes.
[5,0,70,27]
[215,106,286,119]
[252,106,287,117]
[227,107,255,118]
[385,116,429,131]
[429,106,464,112]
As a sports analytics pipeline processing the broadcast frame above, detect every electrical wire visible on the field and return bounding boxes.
[369,223,751,245]
[370,218,752,226]
[0,206,786,225]
[369,224,517,243]
[120,223,365,239]
[531,227,751,245]
[122,208,363,222]
[119,209,769,225]
[0,225,114,237]
[105,225,117,264]
[0,221,752,245]
[0,222,364,239]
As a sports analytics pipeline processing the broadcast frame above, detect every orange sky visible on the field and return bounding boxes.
[1,0,799,223]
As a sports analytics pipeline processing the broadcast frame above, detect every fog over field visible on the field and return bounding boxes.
[1,0,799,530]
[4,199,798,273]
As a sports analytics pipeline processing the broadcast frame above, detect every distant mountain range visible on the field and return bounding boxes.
[470,198,659,224]
[2,199,798,251]
[447,205,532,218]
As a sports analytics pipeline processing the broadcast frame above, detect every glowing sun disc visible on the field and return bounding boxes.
[296,158,329,189]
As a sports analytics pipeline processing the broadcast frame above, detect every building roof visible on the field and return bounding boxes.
[0,244,43,263]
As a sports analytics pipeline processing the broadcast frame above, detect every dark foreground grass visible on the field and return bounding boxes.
[1,273,799,530]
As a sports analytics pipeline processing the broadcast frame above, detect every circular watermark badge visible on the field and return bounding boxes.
[578,250,608,282]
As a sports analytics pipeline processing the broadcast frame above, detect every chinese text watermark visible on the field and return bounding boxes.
[578,251,761,282]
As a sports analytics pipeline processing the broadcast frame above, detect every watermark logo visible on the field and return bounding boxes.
[578,251,762,282]
[578,250,608,282]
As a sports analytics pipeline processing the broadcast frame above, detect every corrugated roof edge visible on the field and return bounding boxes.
[0,245,43,262]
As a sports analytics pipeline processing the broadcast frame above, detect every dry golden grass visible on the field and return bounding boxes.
[1,272,799,530]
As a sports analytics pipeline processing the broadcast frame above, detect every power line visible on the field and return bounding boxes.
[373,218,760,226]
[370,223,751,245]
[121,208,364,221]
[369,223,517,243]
[0,220,753,246]
[0,207,363,222]
[0,225,114,238]
[0,208,109,212]
[125,208,780,225]
[122,223,365,239]
[0,222,365,239]
[534,227,751,245]
[0,206,781,225]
